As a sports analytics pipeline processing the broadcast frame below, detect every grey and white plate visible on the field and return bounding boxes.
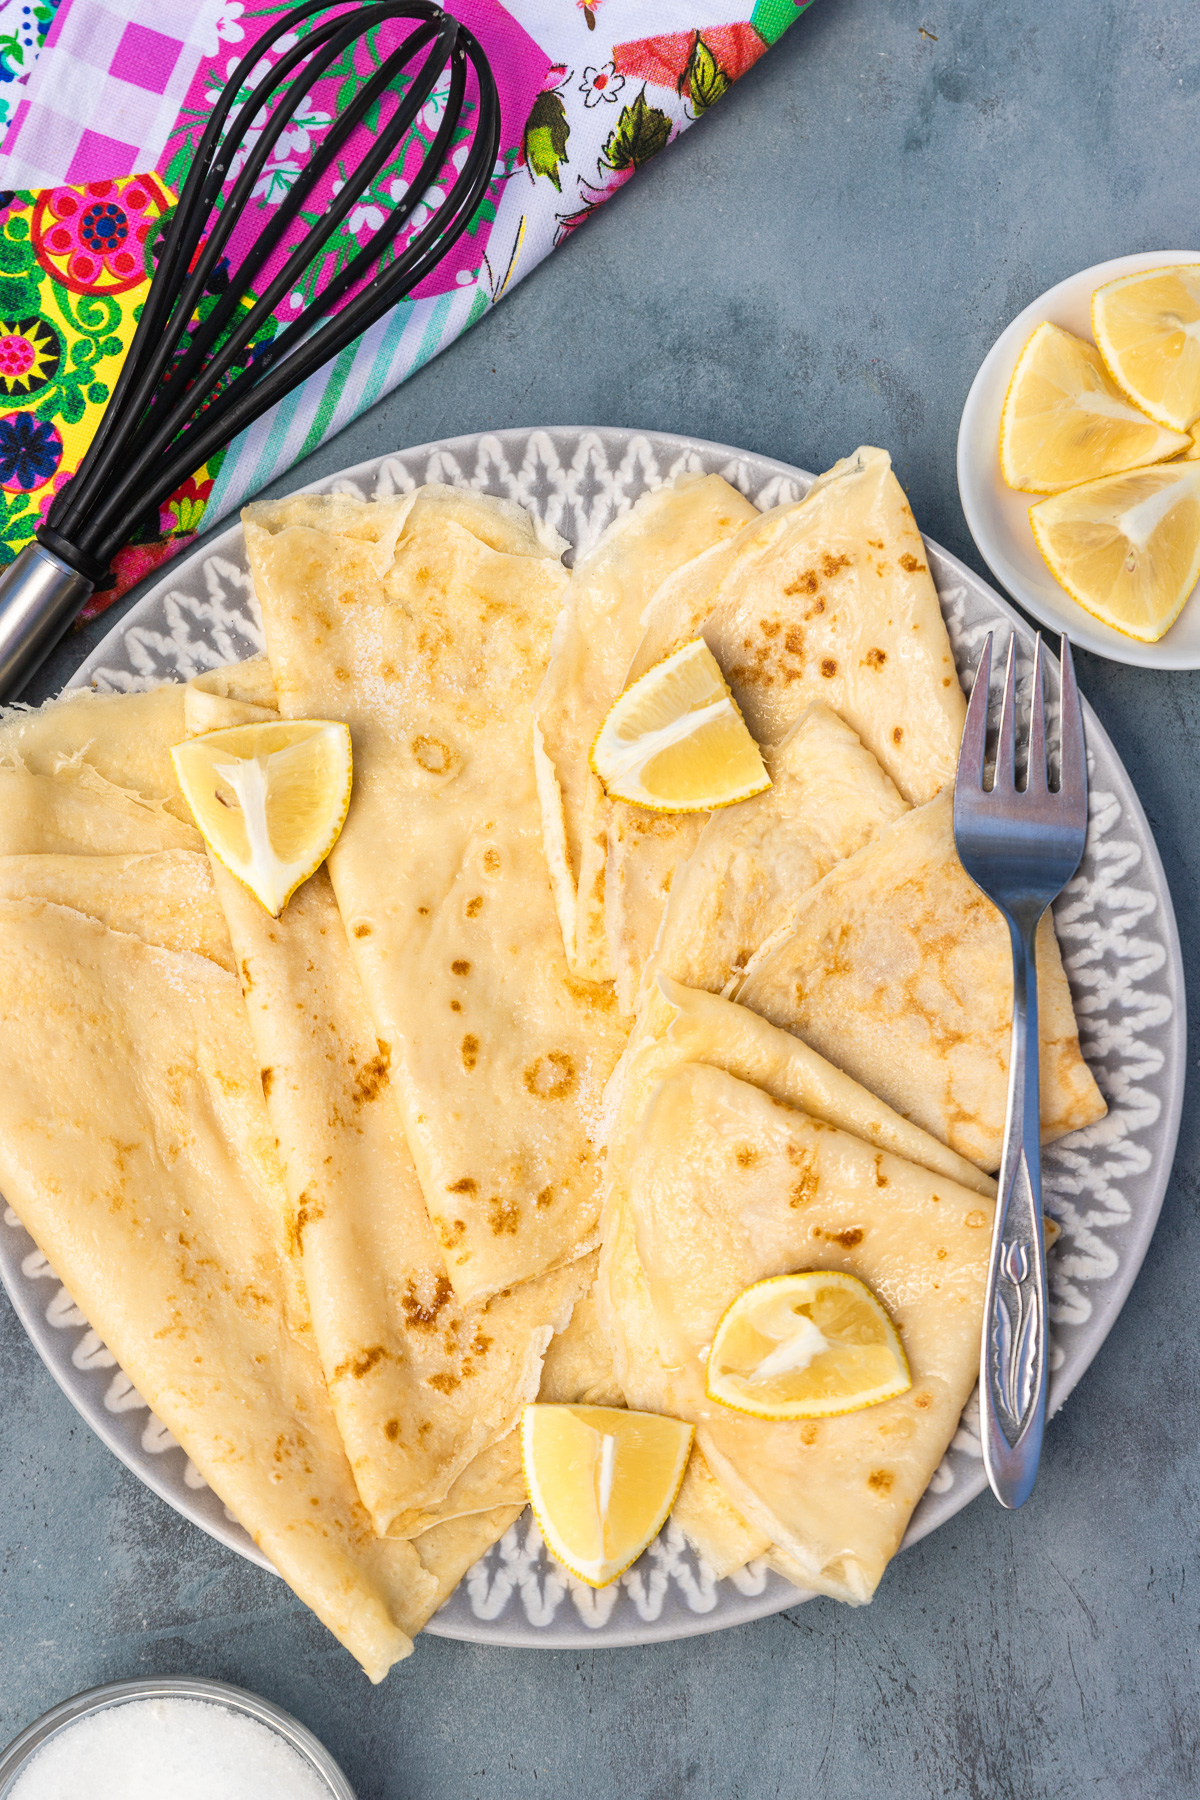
[0,428,1184,1649]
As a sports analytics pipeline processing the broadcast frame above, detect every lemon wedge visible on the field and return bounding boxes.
[1092,264,1200,431]
[999,322,1189,493]
[706,1271,911,1421]
[1029,461,1200,641]
[521,1403,693,1587]
[172,720,353,916]
[590,638,770,813]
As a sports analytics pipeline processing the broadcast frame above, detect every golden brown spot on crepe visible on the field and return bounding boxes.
[353,922,372,938]
[892,726,904,745]
[401,1273,453,1328]
[240,959,253,992]
[448,1177,476,1196]
[868,538,884,549]
[288,1191,324,1257]
[452,959,471,975]
[333,667,350,683]
[912,1389,933,1410]
[352,1041,391,1105]
[965,1210,988,1228]
[735,1146,759,1169]
[482,847,501,874]
[334,1344,388,1381]
[563,972,617,1011]
[822,552,851,578]
[899,553,926,573]
[829,1226,864,1248]
[943,676,953,687]
[417,905,430,915]
[473,1328,493,1356]
[536,1185,555,1209]
[760,618,781,637]
[820,658,838,679]
[461,1034,480,1070]
[867,1469,894,1495]
[873,1157,889,1188]
[384,1419,401,1442]
[260,1067,274,1100]
[466,895,484,918]
[523,1051,576,1100]
[450,999,462,1012]
[936,1246,948,1260]
[784,570,819,597]
[788,1147,819,1209]
[437,1217,466,1250]
[800,1422,820,1446]
[413,735,454,775]
[864,647,887,670]
[429,1371,461,1395]
[489,1195,520,1236]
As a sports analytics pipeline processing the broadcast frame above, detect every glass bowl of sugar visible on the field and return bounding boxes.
[0,1676,356,1799]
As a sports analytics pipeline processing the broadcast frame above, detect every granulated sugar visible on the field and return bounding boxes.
[9,1696,335,1799]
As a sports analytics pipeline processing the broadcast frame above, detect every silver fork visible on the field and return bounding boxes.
[953,630,1088,1509]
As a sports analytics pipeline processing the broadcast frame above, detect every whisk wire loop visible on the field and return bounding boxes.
[44,0,499,573]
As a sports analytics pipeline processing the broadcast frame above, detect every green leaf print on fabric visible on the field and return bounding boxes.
[604,90,672,173]
[683,35,731,113]
[523,90,570,192]
[750,0,812,47]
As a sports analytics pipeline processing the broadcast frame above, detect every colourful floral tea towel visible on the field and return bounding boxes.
[0,0,814,619]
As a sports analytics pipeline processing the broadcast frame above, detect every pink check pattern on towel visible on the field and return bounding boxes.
[0,0,224,188]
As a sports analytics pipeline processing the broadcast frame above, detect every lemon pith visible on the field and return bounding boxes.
[171,720,353,916]
[521,1404,693,1587]
[590,638,770,813]
[998,321,1189,494]
[1029,460,1200,642]
[706,1271,911,1421]
[1092,263,1200,431]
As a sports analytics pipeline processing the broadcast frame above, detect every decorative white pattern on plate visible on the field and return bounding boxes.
[0,429,1183,1650]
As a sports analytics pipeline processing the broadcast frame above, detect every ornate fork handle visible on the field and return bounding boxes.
[981,907,1049,1509]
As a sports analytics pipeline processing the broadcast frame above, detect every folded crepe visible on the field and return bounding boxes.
[607,1061,995,1603]
[595,977,994,1584]
[182,672,596,1540]
[600,447,968,1009]
[637,702,909,1012]
[533,473,758,978]
[735,790,1106,1169]
[0,878,460,1680]
[243,486,629,1307]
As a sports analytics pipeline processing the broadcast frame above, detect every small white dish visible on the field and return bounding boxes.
[958,250,1200,668]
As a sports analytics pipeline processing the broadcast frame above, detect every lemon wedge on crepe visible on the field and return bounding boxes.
[521,1404,693,1587]
[1030,461,1200,641]
[590,638,770,812]
[999,321,1189,493]
[706,1271,911,1421]
[172,720,352,916]
[1092,263,1200,431]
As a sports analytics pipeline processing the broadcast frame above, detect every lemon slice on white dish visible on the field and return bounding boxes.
[1092,263,1200,432]
[1029,461,1200,643]
[957,248,1200,667]
[172,719,352,916]
[706,1270,911,1421]
[590,638,769,813]
[999,321,1189,493]
[521,1403,693,1588]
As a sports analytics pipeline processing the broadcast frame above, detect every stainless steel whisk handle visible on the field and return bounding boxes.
[0,543,94,700]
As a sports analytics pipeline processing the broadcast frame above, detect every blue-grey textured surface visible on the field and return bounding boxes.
[5,1,1199,1794]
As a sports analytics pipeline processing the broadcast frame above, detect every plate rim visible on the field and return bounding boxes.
[957,249,1200,669]
[8,421,1183,1647]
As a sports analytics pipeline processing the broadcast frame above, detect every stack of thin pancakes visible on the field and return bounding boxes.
[0,449,1106,1676]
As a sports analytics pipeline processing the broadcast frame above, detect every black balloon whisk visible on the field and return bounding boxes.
[0,0,500,696]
